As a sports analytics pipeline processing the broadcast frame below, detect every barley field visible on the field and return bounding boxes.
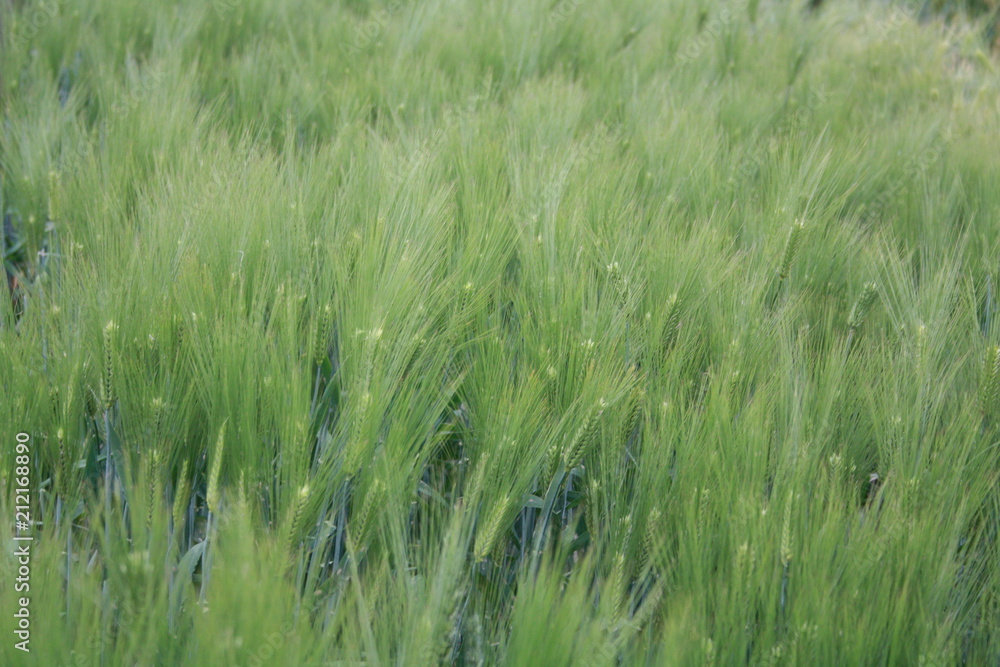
[1,0,999,664]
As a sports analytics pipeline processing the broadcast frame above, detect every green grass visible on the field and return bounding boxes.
[1,0,1000,664]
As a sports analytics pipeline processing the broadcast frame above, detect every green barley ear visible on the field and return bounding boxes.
[56,427,68,490]
[848,282,878,332]
[659,293,681,360]
[101,321,117,410]
[621,380,645,445]
[344,390,372,474]
[353,478,386,549]
[173,312,185,352]
[778,220,805,281]
[606,261,629,307]
[285,483,311,553]
[980,345,1000,418]
[151,397,166,438]
[696,487,710,542]
[85,384,99,418]
[609,551,627,619]
[172,460,191,538]
[545,440,562,480]
[474,493,511,562]
[314,303,333,364]
[467,451,490,503]
[146,448,162,534]
[642,507,664,568]
[49,385,60,421]
[458,280,474,327]
[633,578,665,629]
[564,397,607,469]
[780,492,794,566]
[206,420,227,514]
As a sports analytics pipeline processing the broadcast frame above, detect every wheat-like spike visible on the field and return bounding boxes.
[467,451,490,502]
[173,313,185,352]
[735,540,750,579]
[49,385,60,421]
[206,420,227,514]
[344,399,371,474]
[314,303,333,364]
[621,382,645,445]
[84,384,99,418]
[642,507,664,568]
[172,460,191,538]
[981,345,1000,417]
[101,321,117,410]
[151,397,166,437]
[564,397,607,469]
[696,487,710,542]
[434,591,466,665]
[354,478,386,549]
[609,551,627,619]
[659,293,681,361]
[146,448,161,535]
[56,427,67,490]
[780,492,794,566]
[848,282,878,331]
[778,220,805,281]
[629,578,663,628]
[606,261,629,308]
[544,441,563,480]
[285,483,311,552]
[458,281,473,328]
[474,493,511,561]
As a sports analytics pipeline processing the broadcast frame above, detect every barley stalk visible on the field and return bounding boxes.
[146,448,161,535]
[206,420,227,514]
[659,293,681,361]
[353,478,386,549]
[778,219,805,281]
[285,483,311,553]
[563,397,607,469]
[101,321,117,410]
[474,493,511,561]
[848,282,878,332]
[642,507,664,568]
[609,551,627,619]
[780,492,794,566]
[314,303,333,364]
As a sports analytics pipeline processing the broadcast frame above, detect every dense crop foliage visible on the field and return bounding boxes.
[1,0,999,664]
